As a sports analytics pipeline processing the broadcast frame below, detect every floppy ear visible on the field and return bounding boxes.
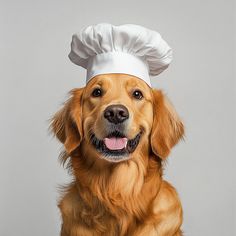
[151,89,184,159]
[50,88,83,154]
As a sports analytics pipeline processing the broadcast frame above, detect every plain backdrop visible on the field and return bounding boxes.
[0,0,235,235]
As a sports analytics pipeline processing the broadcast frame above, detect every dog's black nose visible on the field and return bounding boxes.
[104,105,129,124]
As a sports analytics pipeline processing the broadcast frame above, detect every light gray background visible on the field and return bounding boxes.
[0,0,235,235]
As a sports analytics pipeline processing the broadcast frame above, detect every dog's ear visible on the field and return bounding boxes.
[50,88,83,154]
[150,89,184,159]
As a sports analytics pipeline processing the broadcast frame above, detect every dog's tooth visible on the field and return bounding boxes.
[124,139,128,148]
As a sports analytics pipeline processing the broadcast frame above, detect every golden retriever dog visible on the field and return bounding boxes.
[51,73,184,236]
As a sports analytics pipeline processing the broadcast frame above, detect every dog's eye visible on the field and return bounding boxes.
[92,88,102,97]
[132,90,143,100]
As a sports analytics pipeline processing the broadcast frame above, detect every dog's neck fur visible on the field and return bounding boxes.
[66,144,163,234]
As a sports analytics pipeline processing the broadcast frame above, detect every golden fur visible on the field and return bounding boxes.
[51,74,184,236]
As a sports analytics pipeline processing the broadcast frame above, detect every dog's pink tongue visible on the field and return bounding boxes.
[104,137,127,150]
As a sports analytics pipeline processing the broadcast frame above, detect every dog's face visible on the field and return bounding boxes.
[51,74,184,163]
[81,74,153,162]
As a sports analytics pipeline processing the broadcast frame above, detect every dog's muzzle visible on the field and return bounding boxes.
[89,104,142,162]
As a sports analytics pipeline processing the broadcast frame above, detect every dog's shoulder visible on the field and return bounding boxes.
[153,181,182,211]
[58,184,81,220]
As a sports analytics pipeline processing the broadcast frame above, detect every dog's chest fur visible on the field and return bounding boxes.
[58,155,162,236]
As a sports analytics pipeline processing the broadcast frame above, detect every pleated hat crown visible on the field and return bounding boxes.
[69,23,173,86]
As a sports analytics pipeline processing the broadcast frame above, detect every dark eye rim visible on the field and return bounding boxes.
[92,88,103,97]
[132,90,143,100]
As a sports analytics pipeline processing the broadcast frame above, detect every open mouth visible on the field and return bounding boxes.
[90,130,142,162]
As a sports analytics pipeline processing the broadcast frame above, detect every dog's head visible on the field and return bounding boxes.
[51,74,184,163]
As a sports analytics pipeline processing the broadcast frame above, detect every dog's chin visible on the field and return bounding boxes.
[90,131,142,163]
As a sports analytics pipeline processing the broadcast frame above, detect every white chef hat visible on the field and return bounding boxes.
[69,23,172,87]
